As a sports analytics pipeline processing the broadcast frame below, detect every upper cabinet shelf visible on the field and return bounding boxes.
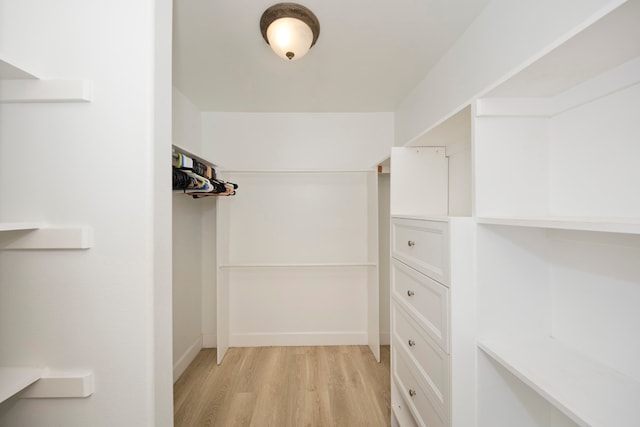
[473,1,640,226]
[484,0,640,100]
[0,52,92,103]
[476,217,640,235]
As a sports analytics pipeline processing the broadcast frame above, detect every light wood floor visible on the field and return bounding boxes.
[174,345,391,427]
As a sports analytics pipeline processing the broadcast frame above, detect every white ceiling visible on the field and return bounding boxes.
[173,0,491,112]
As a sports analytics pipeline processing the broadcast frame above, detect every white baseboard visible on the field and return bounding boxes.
[202,333,216,348]
[173,336,202,383]
[230,331,368,347]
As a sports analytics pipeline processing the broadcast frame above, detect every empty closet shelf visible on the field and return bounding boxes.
[0,367,43,403]
[478,335,640,427]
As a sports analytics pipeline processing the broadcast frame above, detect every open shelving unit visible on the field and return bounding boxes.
[478,336,640,427]
[476,217,640,235]
[1,52,95,402]
[473,2,640,426]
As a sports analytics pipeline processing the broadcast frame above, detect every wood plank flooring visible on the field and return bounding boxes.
[174,345,391,427]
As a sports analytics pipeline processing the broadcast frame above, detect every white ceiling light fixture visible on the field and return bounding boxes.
[260,3,320,61]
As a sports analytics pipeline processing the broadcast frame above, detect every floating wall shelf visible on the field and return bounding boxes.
[0,53,93,103]
[0,367,43,403]
[0,367,94,402]
[0,226,93,250]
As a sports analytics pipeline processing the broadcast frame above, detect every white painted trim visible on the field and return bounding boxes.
[0,226,93,250]
[173,336,202,383]
[202,333,217,348]
[0,79,93,103]
[230,332,368,347]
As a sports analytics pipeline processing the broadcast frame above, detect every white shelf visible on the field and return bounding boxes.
[0,367,43,403]
[0,226,93,250]
[0,54,39,80]
[476,216,640,235]
[478,336,640,427]
[391,214,450,223]
[0,79,93,103]
[172,144,217,168]
[0,222,41,232]
[485,0,640,99]
[1,52,92,103]
[219,262,376,269]
[20,370,94,399]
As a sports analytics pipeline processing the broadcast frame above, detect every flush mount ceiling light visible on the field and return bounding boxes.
[260,3,320,61]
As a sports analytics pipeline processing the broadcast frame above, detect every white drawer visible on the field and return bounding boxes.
[393,303,450,420]
[392,217,449,286]
[392,259,449,352]
[393,345,447,427]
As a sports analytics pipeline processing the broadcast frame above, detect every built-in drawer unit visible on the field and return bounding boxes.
[393,302,450,417]
[392,217,449,285]
[393,344,447,427]
[392,258,449,352]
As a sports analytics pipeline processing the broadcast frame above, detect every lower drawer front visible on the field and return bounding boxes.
[393,302,449,417]
[393,345,447,427]
[392,259,449,352]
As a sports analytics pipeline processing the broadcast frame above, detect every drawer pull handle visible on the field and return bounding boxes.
[407,290,415,297]
[407,240,415,247]
[409,389,417,397]
[408,339,416,347]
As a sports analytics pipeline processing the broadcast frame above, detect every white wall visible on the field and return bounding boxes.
[173,88,203,153]
[202,112,393,170]
[0,1,172,426]
[395,0,625,145]
[172,89,216,381]
[203,112,393,347]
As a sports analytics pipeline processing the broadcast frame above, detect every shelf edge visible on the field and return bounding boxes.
[20,370,94,399]
[476,216,640,235]
[0,226,93,250]
[0,79,93,103]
